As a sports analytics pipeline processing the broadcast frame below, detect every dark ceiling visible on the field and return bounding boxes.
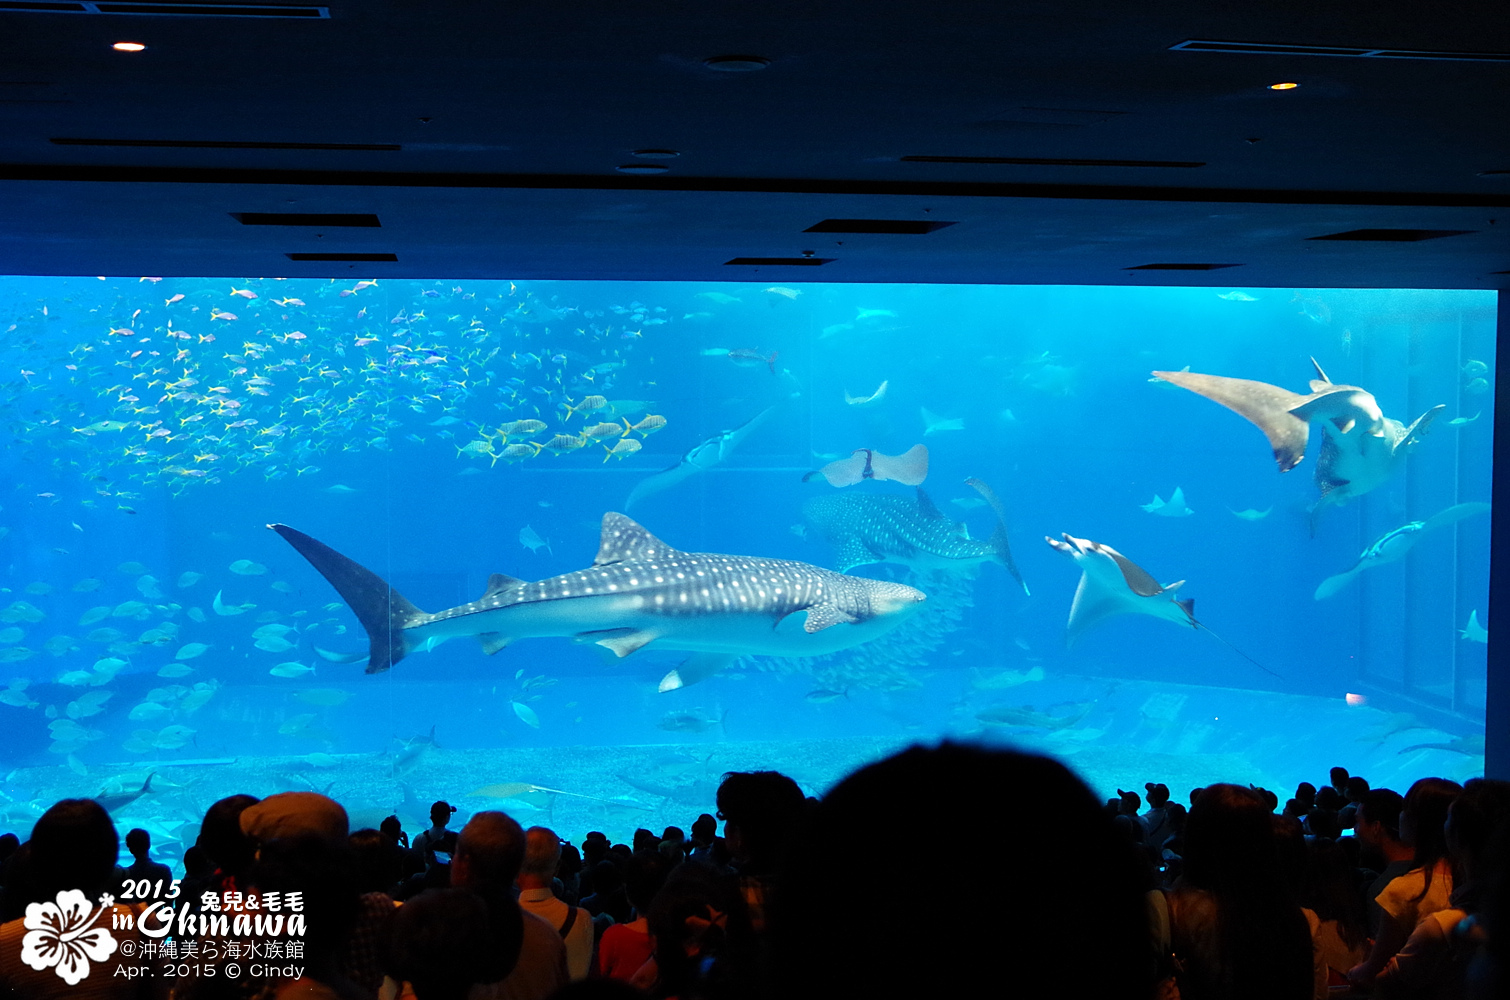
[0,0,1507,286]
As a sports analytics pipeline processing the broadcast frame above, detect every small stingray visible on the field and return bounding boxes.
[1141,487,1193,517]
[803,445,928,487]
[920,407,964,435]
[1228,507,1272,521]
[844,380,889,408]
[1461,610,1488,643]
[1045,533,1276,676]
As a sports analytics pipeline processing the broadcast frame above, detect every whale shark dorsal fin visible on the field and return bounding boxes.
[914,488,945,520]
[1096,542,1166,597]
[595,512,681,566]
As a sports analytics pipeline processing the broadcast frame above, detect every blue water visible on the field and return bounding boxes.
[0,277,1495,866]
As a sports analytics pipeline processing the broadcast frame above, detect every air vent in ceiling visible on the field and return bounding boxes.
[982,107,1126,128]
[1307,228,1474,242]
[52,138,397,150]
[0,1,327,15]
[1170,39,1510,63]
[725,257,833,267]
[1126,263,1241,271]
[235,213,381,228]
[803,219,955,235]
[285,253,397,262]
[900,155,1203,168]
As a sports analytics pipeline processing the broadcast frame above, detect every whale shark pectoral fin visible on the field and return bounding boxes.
[477,632,511,655]
[658,653,736,692]
[832,537,875,573]
[1153,370,1311,472]
[575,627,659,657]
[595,513,683,566]
[791,603,859,633]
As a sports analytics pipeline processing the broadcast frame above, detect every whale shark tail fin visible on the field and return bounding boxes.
[964,476,1029,596]
[269,523,426,674]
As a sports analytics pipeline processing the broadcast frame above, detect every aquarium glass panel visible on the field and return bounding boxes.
[0,278,1494,867]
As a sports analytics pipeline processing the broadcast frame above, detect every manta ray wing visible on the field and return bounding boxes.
[807,451,871,487]
[1064,573,1135,647]
[869,444,929,485]
[1153,369,1312,472]
[1421,501,1492,531]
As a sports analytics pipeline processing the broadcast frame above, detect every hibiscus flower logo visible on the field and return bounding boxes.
[19,890,118,986]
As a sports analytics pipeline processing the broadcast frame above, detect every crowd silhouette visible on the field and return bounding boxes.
[0,744,1505,1000]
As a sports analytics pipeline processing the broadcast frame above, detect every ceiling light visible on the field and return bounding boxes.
[112,41,146,51]
[631,149,679,159]
[615,163,668,174]
[702,55,770,71]
[1268,81,1299,90]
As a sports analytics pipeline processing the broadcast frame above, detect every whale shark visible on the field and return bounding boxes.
[269,514,927,678]
[1151,359,1443,531]
[802,477,1028,594]
[1045,533,1275,675]
[1314,502,1490,599]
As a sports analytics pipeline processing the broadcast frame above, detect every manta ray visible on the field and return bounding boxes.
[1313,502,1489,599]
[1151,359,1443,532]
[270,514,926,694]
[1045,533,1275,675]
[803,477,1028,594]
[803,444,928,487]
[625,403,779,510]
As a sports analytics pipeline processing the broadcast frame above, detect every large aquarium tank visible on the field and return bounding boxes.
[0,277,1494,870]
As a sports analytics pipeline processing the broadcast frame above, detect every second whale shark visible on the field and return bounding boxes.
[269,513,927,675]
[802,477,1029,594]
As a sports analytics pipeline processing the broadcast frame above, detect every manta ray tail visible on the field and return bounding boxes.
[964,476,1029,595]
[268,523,426,674]
[1190,610,1283,678]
